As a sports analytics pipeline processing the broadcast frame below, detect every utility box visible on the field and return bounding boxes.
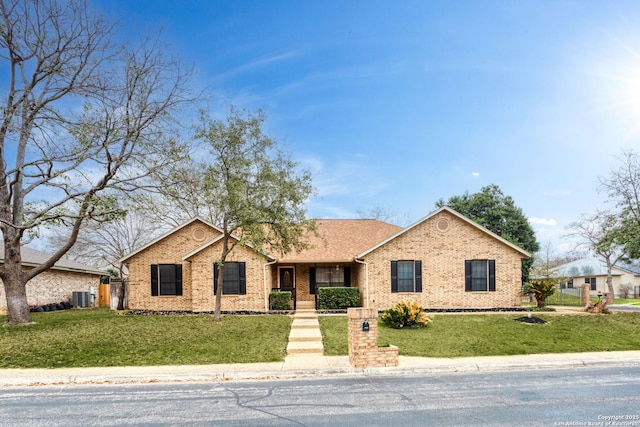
[72,291,91,308]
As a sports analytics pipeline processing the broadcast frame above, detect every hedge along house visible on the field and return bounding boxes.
[0,245,104,313]
[120,207,530,312]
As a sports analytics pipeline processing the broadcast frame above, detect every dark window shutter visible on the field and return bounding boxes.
[488,260,496,292]
[151,264,159,296]
[465,260,472,292]
[309,267,316,294]
[239,262,247,295]
[344,267,351,287]
[414,260,422,292]
[175,264,183,296]
[213,263,219,295]
[391,261,398,293]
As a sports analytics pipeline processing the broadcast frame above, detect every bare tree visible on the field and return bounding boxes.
[599,149,640,258]
[0,0,194,324]
[355,205,411,225]
[567,211,626,296]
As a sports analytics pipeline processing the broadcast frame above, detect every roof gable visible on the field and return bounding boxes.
[182,234,276,261]
[357,206,531,258]
[119,217,221,263]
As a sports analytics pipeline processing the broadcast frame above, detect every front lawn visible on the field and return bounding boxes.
[0,308,292,368]
[319,312,640,357]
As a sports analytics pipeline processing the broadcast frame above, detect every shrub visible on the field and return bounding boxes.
[318,287,359,309]
[619,283,634,299]
[269,291,292,311]
[523,278,557,308]
[381,301,431,329]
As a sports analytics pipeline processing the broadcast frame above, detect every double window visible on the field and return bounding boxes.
[309,266,351,294]
[585,277,596,291]
[390,260,422,293]
[150,264,183,296]
[465,260,496,292]
[214,262,247,295]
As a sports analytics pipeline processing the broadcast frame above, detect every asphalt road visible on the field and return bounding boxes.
[2,366,639,426]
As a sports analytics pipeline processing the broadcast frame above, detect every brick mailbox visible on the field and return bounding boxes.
[347,307,399,368]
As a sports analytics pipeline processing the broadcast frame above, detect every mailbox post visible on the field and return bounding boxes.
[347,307,398,368]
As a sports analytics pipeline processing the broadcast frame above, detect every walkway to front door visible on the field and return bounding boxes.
[285,301,322,356]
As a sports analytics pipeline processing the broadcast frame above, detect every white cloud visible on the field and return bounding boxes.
[471,171,480,177]
[528,217,557,226]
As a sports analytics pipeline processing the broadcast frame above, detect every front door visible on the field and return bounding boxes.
[279,267,295,310]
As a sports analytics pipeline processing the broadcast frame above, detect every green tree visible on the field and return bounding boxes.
[195,107,315,322]
[0,0,193,325]
[435,184,540,282]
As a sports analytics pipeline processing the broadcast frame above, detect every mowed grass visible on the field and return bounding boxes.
[0,308,292,368]
[319,312,640,357]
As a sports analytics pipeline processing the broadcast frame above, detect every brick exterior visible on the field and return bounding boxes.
[123,219,274,312]
[122,208,528,312]
[356,210,526,310]
[0,269,101,313]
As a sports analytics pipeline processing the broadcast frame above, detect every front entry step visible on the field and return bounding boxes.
[286,307,324,356]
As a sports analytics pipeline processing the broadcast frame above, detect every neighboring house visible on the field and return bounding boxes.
[120,206,530,312]
[552,257,640,298]
[0,246,104,313]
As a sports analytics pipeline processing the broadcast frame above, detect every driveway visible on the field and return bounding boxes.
[608,304,640,312]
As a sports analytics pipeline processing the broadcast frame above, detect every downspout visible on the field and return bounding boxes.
[354,258,369,308]
[263,260,277,312]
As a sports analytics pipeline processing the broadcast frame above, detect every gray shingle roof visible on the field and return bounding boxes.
[0,245,104,275]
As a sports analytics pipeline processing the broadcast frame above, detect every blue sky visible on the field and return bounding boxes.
[93,0,640,253]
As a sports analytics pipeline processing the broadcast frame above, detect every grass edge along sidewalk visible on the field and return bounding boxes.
[319,312,640,358]
[2,308,640,368]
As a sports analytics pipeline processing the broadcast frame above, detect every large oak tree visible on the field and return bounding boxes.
[0,0,193,324]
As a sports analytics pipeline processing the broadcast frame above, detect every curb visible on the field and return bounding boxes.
[2,354,640,387]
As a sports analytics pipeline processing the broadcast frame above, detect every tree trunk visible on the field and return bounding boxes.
[2,247,31,325]
[117,280,126,311]
[536,294,546,308]
[213,263,224,322]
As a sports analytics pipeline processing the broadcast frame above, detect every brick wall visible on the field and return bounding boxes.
[0,269,100,313]
[348,307,398,368]
[124,220,219,311]
[357,211,526,310]
[189,241,272,312]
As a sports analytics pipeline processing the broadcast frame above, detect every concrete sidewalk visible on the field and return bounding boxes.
[2,350,640,387]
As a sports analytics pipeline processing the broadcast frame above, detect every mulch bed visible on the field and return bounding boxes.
[514,316,546,324]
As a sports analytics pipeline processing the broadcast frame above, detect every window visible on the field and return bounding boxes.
[150,264,183,296]
[214,262,247,295]
[465,260,495,292]
[567,279,574,289]
[309,266,351,294]
[391,260,422,293]
[585,277,596,291]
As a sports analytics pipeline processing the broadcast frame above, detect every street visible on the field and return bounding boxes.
[1,366,639,426]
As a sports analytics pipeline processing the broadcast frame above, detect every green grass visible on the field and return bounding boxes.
[318,313,640,357]
[615,298,640,305]
[0,308,292,368]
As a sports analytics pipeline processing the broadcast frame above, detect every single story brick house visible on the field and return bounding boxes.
[120,206,530,312]
[0,246,104,313]
[552,257,640,298]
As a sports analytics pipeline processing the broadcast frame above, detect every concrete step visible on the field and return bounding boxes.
[296,301,315,309]
[291,318,319,329]
[294,312,318,319]
[288,328,322,342]
[286,341,324,355]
